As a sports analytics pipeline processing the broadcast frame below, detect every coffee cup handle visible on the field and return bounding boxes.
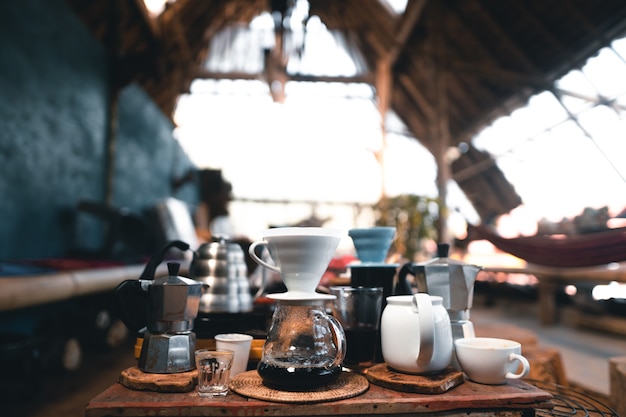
[411,293,435,367]
[505,353,530,380]
[248,241,281,274]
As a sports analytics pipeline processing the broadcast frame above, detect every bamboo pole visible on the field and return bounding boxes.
[432,3,451,244]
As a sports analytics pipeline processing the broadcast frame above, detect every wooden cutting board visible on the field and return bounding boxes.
[364,364,464,394]
[118,366,197,393]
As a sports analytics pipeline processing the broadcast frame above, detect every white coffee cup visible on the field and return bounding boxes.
[215,333,253,377]
[454,337,530,385]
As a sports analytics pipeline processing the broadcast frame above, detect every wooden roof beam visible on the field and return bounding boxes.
[375,0,428,164]
[545,0,626,78]
[449,60,549,88]
[399,51,503,136]
[442,8,532,97]
[513,1,564,52]
[455,1,538,73]
[195,69,374,84]
[387,0,428,65]
[396,73,436,121]
[510,1,616,90]
[452,156,497,183]
[431,7,539,141]
[392,87,430,142]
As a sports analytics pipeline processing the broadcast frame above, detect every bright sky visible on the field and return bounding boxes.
[172,10,626,241]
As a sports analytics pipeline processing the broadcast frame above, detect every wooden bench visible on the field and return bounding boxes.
[483,263,626,325]
[0,263,169,312]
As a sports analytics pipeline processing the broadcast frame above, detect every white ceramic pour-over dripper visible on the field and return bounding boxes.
[248,227,343,299]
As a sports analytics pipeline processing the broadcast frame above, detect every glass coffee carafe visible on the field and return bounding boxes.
[249,227,346,388]
[257,298,346,388]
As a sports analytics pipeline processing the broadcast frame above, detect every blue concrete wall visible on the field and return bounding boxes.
[0,0,197,261]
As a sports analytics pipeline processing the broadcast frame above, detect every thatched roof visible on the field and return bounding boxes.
[66,0,626,221]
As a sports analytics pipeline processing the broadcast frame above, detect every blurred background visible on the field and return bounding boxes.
[2,0,626,416]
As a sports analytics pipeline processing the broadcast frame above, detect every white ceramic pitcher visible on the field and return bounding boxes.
[380,294,453,374]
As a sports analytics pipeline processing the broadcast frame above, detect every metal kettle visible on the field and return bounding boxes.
[190,236,253,313]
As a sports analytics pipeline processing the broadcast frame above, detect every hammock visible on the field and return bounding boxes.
[468,224,626,268]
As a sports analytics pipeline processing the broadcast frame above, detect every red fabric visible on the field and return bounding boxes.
[469,224,626,267]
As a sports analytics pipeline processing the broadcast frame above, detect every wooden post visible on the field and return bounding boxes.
[609,356,626,416]
[373,0,426,211]
[537,278,559,325]
[375,57,392,200]
[431,3,451,244]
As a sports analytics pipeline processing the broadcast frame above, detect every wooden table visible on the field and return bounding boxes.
[85,377,553,417]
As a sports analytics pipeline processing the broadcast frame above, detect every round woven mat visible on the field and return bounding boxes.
[229,370,369,403]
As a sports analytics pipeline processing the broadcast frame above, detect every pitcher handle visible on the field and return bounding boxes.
[248,241,281,274]
[327,314,347,368]
[412,293,435,367]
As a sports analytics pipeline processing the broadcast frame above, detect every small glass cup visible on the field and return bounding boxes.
[330,286,383,367]
[195,349,234,397]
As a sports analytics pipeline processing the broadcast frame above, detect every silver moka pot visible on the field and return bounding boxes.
[397,243,482,341]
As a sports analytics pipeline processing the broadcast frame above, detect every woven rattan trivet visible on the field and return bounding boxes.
[364,364,464,394]
[118,366,197,393]
[229,370,369,403]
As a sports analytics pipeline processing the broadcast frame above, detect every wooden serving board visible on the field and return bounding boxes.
[364,364,464,394]
[118,366,197,393]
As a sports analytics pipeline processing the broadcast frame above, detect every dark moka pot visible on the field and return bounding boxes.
[115,240,204,373]
[190,236,253,314]
[397,243,481,342]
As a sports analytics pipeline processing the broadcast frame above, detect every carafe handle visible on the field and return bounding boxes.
[248,241,281,274]
[327,314,347,368]
[411,293,435,367]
